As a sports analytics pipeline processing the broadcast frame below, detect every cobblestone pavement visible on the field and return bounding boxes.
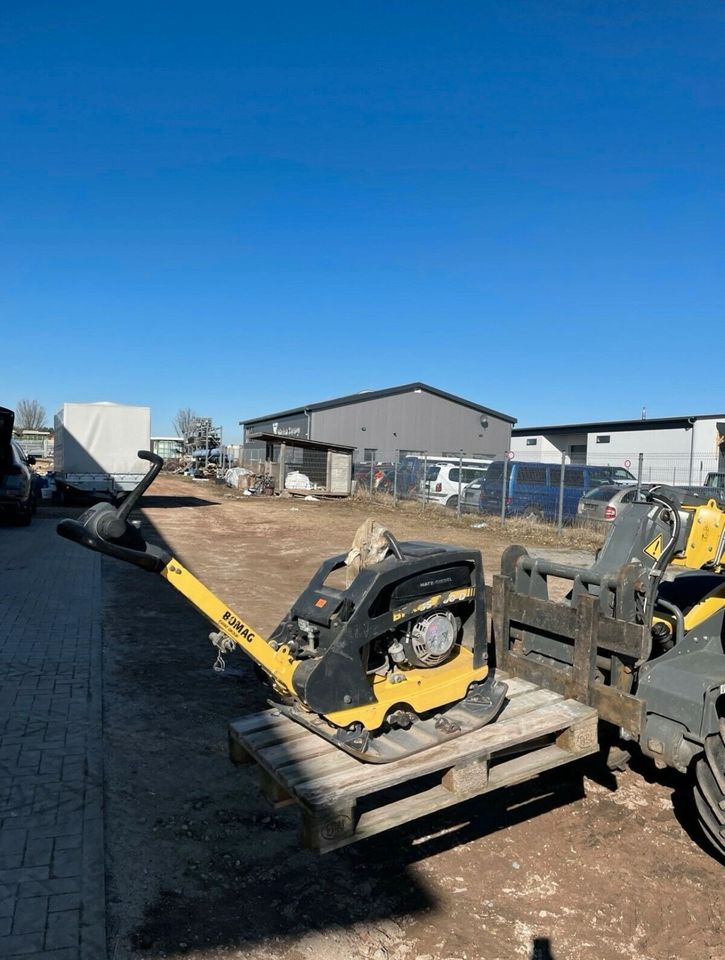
[0,517,106,960]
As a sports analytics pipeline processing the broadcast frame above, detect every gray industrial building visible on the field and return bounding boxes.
[241,382,516,461]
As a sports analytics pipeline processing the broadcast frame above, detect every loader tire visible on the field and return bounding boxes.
[693,715,725,859]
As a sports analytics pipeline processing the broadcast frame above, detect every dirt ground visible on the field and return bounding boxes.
[92,475,723,960]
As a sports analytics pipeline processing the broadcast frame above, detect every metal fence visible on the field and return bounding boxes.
[239,442,350,495]
[343,447,725,530]
[17,437,54,458]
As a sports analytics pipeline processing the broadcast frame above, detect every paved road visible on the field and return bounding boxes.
[0,516,106,960]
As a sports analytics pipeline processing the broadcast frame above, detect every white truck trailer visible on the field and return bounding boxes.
[53,402,151,501]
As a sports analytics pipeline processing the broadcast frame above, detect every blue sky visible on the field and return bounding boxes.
[2,2,723,439]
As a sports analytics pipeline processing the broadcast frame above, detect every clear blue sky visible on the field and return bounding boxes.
[2,2,723,440]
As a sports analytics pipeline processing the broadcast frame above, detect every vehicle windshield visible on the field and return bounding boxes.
[608,467,636,482]
[705,472,725,489]
[582,486,621,501]
[588,466,636,486]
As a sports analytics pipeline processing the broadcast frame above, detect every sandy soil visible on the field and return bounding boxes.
[93,475,723,960]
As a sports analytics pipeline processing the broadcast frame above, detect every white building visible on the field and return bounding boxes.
[512,414,725,485]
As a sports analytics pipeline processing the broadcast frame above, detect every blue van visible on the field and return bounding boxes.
[479,459,637,521]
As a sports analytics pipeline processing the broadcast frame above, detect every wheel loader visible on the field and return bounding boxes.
[491,484,725,859]
[58,454,725,858]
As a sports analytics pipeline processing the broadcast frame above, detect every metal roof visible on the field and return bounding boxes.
[513,413,725,436]
[241,382,516,426]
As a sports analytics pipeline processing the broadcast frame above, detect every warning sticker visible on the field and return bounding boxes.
[643,534,664,561]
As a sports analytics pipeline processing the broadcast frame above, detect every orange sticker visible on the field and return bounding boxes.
[315,598,328,608]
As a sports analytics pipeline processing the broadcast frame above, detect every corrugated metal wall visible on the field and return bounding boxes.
[310,389,511,459]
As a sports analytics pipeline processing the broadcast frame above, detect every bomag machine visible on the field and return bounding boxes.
[58,452,508,764]
[58,453,725,858]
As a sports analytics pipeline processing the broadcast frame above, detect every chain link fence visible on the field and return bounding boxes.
[16,436,54,458]
[343,447,725,531]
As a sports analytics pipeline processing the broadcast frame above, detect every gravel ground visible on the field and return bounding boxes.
[91,477,723,960]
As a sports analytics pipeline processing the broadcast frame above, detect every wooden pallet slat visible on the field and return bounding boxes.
[228,676,599,853]
[295,697,591,808]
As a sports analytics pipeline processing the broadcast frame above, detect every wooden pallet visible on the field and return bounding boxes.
[228,676,598,853]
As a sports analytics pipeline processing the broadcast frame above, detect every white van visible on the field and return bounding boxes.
[422,459,492,508]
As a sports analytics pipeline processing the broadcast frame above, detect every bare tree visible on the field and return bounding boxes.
[173,407,197,441]
[15,399,47,430]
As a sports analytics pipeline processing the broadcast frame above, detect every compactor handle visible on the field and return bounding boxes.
[57,450,171,572]
[102,450,163,538]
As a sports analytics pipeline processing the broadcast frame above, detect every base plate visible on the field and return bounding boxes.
[276,674,509,763]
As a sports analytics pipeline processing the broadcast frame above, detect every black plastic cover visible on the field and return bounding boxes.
[293,588,345,628]
[391,564,470,604]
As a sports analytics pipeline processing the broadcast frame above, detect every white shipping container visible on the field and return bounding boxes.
[54,402,151,476]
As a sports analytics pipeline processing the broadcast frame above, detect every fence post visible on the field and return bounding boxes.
[457,452,463,518]
[279,442,286,493]
[393,454,399,506]
[557,452,565,534]
[369,458,375,498]
[500,454,509,525]
[423,454,428,508]
[636,453,643,499]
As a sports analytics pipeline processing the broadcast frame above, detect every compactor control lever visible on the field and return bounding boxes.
[57,451,171,572]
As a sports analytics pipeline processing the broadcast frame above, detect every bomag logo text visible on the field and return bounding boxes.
[222,611,257,642]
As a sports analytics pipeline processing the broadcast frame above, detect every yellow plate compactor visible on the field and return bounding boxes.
[58,452,507,762]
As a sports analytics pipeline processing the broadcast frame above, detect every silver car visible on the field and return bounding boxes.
[577,483,652,524]
[453,476,486,513]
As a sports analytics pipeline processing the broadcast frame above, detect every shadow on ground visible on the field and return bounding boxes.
[90,494,600,959]
[135,494,220,509]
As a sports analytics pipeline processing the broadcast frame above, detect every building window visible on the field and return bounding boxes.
[596,435,610,444]
[363,448,377,462]
[526,438,537,446]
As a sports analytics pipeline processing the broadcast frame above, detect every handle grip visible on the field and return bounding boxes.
[57,450,170,572]
[100,450,164,538]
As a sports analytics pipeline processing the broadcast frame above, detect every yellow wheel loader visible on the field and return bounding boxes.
[492,484,725,859]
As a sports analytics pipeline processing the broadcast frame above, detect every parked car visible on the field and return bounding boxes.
[353,461,395,492]
[0,407,37,525]
[577,483,653,525]
[479,460,637,521]
[455,475,486,513]
[704,471,725,493]
[423,459,491,508]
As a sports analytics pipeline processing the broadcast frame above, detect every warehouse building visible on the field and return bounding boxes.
[512,413,725,484]
[241,382,516,462]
